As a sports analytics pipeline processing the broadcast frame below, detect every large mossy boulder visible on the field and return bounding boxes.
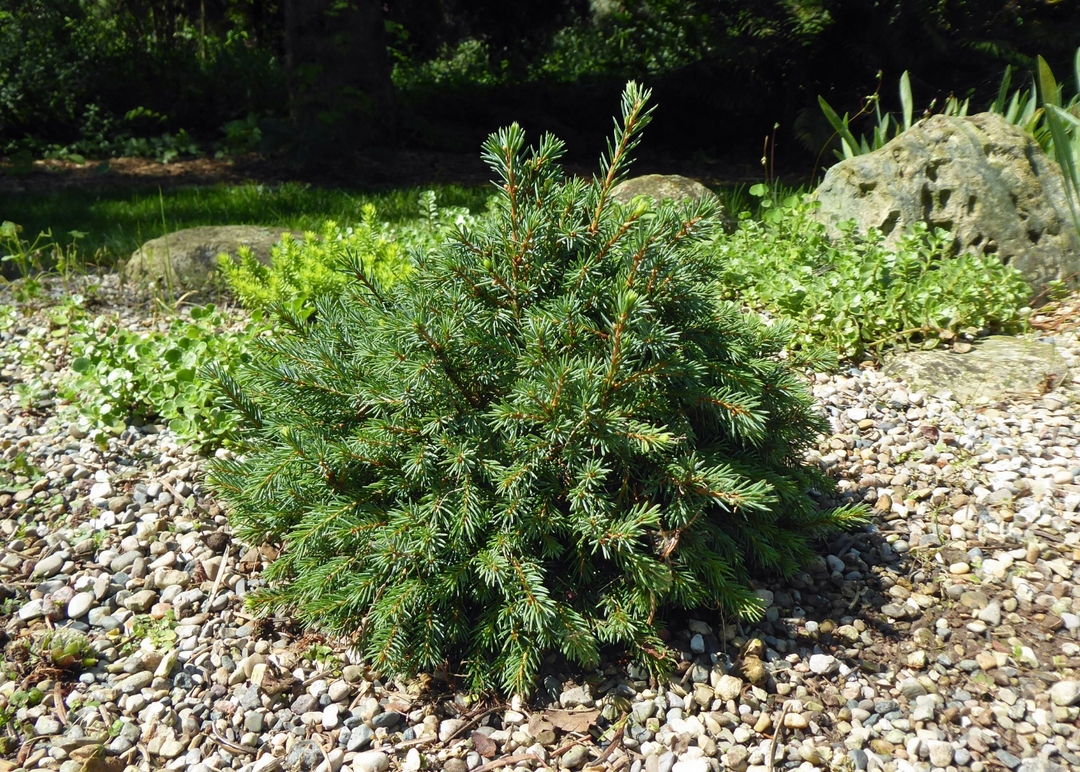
[813,113,1080,301]
[884,336,1068,405]
[122,225,302,290]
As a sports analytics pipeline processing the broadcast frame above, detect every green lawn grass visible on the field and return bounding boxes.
[1,182,492,270]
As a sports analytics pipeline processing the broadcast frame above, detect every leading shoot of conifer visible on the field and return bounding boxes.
[206,82,865,695]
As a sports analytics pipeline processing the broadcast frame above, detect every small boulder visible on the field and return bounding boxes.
[611,174,733,230]
[122,225,303,290]
[813,112,1080,301]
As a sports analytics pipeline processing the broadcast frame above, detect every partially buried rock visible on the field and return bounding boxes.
[559,684,594,708]
[885,336,1068,405]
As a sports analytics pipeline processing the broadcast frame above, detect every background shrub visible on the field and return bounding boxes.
[218,211,409,318]
[0,0,283,157]
[218,195,482,318]
[207,84,865,696]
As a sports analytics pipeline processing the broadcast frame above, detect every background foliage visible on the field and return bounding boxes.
[0,0,283,158]
[0,183,490,274]
[2,0,1077,165]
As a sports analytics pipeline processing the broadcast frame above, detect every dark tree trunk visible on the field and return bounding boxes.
[283,0,396,162]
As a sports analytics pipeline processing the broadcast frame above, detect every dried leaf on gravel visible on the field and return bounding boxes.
[471,731,498,758]
[527,713,554,736]
[544,708,600,733]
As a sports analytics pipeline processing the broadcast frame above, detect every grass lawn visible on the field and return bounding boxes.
[1,181,493,270]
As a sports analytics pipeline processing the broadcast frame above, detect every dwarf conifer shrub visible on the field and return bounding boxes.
[207,83,865,695]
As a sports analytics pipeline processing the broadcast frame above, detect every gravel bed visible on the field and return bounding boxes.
[1,274,1078,772]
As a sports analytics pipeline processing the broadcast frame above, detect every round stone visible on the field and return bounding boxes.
[561,745,589,769]
[714,674,743,702]
[927,740,954,767]
[353,751,390,772]
[32,553,64,578]
[67,592,95,619]
[808,654,837,675]
[784,712,809,729]
[1049,680,1080,707]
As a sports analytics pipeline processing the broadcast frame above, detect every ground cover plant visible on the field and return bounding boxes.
[61,303,259,447]
[219,216,408,319]
[206,83,866,696]
[713,186,1031,360]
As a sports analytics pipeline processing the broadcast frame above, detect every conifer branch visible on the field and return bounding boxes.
[412,321,482,408]
[590,82,654,234]
[575,213,643,290]
[342,246,386,307]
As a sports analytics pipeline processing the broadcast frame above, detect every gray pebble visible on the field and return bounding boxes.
[110,551,140,573]
[370,710,403,728]
[996,749,1022,769]
[32,552,65,578]
[119,671,154,694]
[849,749,868,771]
[898,678,927,699]
[237,684,261,711]
[347,724,374,751]
[18,599,45,621]
[291,694,319,714]
[285,738,322,770]
[244,712,264,734]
